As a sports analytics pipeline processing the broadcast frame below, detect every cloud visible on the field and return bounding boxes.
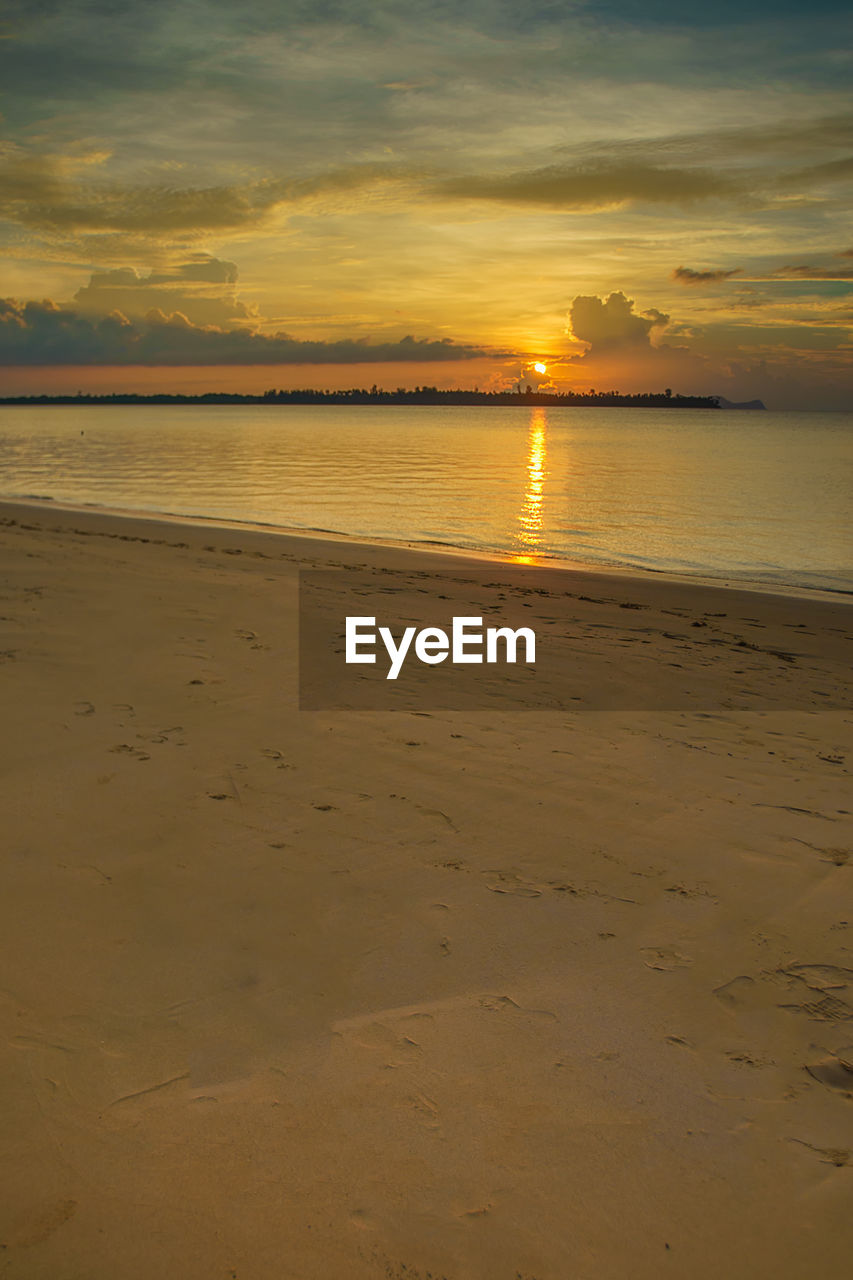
[2,3,851,413]
[770,263,853,281]
[778,155,853,189]
[1,102,848,250]
[0,143,756,245]
[435,162,741,210]
[0,296,494,365]
[555,285,853,410]
[733,251,853,283]
[672,265,742,284]
[71,259,254,327]
[568,291,671,351]
[432,110,853,213]
[0,148,290,234]
[559,113,853,168]
[0,145,415,240]
[516,362,551,389]
[150,256,239,284]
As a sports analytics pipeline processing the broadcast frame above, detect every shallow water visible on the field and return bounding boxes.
[1,403,850,592]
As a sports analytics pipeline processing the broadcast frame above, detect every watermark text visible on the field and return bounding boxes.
[346,615,536,679]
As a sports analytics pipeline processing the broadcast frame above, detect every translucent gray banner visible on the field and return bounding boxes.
[299,564,852,711]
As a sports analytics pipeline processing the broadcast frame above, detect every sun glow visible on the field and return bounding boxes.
[533,362,547,374]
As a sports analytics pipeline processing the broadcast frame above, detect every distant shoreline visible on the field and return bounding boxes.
[0,388,731,408]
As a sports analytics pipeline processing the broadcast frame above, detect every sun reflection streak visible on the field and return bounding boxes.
[514,407,548,561]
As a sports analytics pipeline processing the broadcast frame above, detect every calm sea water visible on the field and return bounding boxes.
[1,404,851,593]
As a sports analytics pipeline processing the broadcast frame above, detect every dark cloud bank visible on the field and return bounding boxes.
[0,298,493,366]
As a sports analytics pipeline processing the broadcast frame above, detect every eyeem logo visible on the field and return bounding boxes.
[346,615,536,680]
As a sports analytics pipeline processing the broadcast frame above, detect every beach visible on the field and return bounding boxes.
[1,498,851,1279]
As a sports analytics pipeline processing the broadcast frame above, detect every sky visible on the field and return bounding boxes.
[1,0,851,406]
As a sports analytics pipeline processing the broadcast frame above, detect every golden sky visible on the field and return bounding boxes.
[1,1,851,407]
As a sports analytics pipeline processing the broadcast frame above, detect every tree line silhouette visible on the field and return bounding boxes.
[0,386,722,408]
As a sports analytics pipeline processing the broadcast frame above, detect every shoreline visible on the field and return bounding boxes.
[2,494,848,606]
[3,493,851,716]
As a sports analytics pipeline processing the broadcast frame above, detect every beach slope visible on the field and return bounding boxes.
[1,501,851,1279]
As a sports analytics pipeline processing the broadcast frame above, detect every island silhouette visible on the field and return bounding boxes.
[0,387,765,408]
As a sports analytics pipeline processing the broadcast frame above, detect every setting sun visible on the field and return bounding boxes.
[533,362,547,374]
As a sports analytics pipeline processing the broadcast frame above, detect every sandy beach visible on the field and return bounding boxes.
[1,498,851,1280]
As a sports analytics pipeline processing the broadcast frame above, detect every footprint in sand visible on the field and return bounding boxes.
[778,963,853,1021]
[725,1050,774,1068]
[714,964,853,1022]
[478,994,556,1019]
[235,627,269,649]
[714,975,762,1009]
[485,871,542,897]
[640,947,692,971]
[137,725,185,745]
[109,743,150,761]
[789,1137,850,1167]
[665,883,717,902]
[804,1050,853,1095]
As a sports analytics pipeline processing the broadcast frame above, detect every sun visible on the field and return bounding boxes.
[533,362,547,374]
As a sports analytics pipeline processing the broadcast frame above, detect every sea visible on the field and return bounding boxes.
[1,403,851,595]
